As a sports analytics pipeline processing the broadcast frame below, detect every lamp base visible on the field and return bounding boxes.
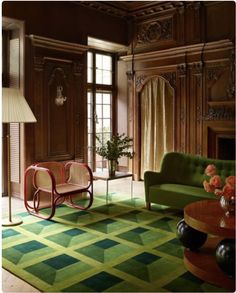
[2,216,23,226]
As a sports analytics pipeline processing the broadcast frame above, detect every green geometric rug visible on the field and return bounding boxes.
[2,194,229,292]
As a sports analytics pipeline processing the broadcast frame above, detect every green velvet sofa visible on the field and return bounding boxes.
[144,152,235,210]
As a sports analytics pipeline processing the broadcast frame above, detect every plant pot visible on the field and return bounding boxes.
[108,160,117,177]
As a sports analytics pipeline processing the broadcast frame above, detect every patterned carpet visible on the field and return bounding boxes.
[2,194,228,292]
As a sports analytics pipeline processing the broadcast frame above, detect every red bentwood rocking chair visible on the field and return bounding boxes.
[24,161,93,220]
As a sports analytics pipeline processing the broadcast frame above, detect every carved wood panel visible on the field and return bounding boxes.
[135,13,178,52]
[177,63,187,153]
[205,62,233,102]
[35,58,75,161]
[46,62,73,159]
[27,35,87,164]
[187,62,203,155]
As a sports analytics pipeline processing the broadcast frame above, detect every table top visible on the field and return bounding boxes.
[93,171,133,181]
[184,200,235,239]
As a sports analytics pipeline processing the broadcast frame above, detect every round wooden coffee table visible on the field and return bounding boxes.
[182,200,235,290]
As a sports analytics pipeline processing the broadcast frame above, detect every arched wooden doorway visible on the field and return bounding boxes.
[133,75,175,180]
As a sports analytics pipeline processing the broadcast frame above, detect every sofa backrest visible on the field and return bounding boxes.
[160,152,235,187]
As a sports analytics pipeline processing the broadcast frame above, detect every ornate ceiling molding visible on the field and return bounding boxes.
[78,1,185,20]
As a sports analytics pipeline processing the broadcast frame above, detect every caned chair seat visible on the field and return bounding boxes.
[24,161,93,220]
[41,183,87,194]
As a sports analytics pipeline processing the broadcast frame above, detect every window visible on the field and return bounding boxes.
[87,51,114,171]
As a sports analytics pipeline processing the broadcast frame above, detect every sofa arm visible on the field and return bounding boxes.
[144,171,163,209]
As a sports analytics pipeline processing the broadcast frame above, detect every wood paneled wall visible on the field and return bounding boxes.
[2,1,235,186]
[121,1,235,180]
[24,36,88,168]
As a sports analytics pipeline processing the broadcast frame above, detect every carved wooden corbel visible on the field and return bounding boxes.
[177,64,187,76]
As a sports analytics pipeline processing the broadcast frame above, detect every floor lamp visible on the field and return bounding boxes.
[2,88,37,226]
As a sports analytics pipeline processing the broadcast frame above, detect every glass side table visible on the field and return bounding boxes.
[93,171,133,204]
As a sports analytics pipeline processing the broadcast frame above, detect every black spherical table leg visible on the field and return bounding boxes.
[176,219,208,251]
[216,239,235,278]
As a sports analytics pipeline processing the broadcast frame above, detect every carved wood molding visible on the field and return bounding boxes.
[49,67,67,86]
[136,74,147,92]
[120,40,233,63]
[135,72,176,92]
[160,72,176,89]
[206,67,222,82]
[137,18,173,45]
[73,61,83,76]
[202,107,235,121]
[34,56,44,70]
[189,62,203,74]
[28,35,88,55]
[79,1,184,20]
[177,64,187,76]
[206,63,234,101]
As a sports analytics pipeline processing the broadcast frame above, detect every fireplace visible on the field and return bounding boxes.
[217,136,235,160]
[205,122,235,160]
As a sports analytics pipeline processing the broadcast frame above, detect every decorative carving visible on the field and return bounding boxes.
[226,49,235,99]
[206,68,222,81]
[160,72,176,89]
[136,73,176,91]
[226,83,235,99]
[196,106,201,124]
[74,62,83,76]
[126,70,135,81]
[206,66,233,101]
[34,57,44,70]
[191,62,202,87]
[191,62,203,74]
[79,1,185,20]
[136,74,147,92]
[55,86,67,106]
[202,108,235,121]
[137,19,172,44]
[177,64,187,76]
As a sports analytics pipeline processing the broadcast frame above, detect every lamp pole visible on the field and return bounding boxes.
[2,124,23,226]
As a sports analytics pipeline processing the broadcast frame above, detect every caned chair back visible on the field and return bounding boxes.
[34,162,65,189]
[66,162,92,189]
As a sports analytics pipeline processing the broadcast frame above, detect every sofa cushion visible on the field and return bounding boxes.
[160,152,235,187]
[149,183,216,209]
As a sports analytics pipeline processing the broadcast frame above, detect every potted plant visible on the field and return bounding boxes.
[96,133,134,176]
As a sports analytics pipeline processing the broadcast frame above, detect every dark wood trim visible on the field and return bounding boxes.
[28,35,88,54]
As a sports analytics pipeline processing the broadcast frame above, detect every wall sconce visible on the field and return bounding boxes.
[55,85,67,106]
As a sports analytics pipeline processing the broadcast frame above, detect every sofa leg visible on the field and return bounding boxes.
[146,202,151,210]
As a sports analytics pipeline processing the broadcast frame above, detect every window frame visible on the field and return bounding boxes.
[87,49,117,171]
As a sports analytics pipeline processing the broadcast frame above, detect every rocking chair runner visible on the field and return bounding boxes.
[24,161,93,220]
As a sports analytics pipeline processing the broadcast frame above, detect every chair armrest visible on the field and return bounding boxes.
[32,166,56,191]
[144,171,163,202]
[65,162,93,189]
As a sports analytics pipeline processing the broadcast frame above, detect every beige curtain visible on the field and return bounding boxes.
[140,76,174,179]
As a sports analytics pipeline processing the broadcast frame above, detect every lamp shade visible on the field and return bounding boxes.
[2,88,37,123]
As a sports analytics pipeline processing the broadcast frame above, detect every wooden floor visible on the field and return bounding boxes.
[2,178,145,292]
